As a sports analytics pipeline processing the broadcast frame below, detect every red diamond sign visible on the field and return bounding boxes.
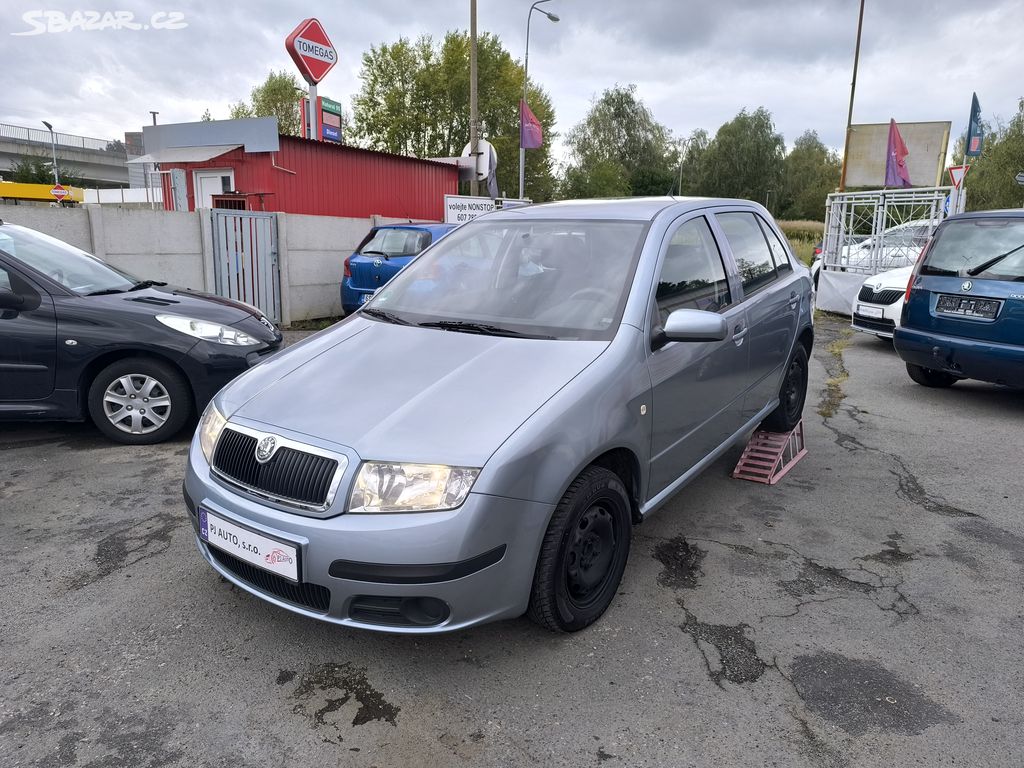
[285,18,337,85]
[50,184,69,201]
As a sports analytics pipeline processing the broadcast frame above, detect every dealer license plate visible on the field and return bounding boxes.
[856,304,884,319]
[936,294,1001,319]
[199,508,299,582]
[360,292,372,304]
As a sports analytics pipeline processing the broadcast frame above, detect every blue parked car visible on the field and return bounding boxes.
[341,223,457,314]
[895,210,1024,389]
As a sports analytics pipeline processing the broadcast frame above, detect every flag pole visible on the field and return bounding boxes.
[838,0,865,193]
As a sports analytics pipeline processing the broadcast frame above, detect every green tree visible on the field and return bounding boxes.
[352,32,557,201]
[200,109,213,122]
[8,154,85,188]
[560,84,676,198]
[696,107,785,209]
[229,70,304,137]
[779,130,840,220]
[952,98,1024,210]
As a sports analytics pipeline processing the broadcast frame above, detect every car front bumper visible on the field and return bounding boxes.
[894,326,1024,388]
[851,299,902,338]
[183,438,554,633]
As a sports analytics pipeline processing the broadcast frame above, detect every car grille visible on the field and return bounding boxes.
[209,547,330,612]
[212,428,339,509]
[852,315,896,335]
[857,285,904,305]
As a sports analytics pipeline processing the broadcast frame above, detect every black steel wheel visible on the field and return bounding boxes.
[528,466,632,633]
[762,344,809,432]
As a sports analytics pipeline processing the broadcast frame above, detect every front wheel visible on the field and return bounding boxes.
[761,344,809,432]
[527,467,632,633]
[906,363,957,388]
[87,357,192,444]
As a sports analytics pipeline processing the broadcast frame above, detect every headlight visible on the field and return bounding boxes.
[198,402,227,464]
[156,314,259,346]
[349,462,479,513]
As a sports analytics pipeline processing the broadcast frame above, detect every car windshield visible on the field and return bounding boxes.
[363,218,647,340]
[0,225,137,294]
[922,218,1024,281]
[360,228,432,257]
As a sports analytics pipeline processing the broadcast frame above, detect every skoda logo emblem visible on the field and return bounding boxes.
[961,280,973,292]
[255,435,277,463]
[373,258,383,268]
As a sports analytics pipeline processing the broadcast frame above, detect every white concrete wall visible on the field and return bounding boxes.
[278,212,373,321]
[98,208,205,290]
[0,204,93,251]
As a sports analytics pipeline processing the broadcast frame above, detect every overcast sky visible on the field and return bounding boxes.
[3,0,1022,165]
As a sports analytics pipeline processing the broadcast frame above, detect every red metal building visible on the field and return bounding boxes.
[159,135,457,221]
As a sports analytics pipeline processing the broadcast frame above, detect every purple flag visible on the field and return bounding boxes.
[885,119,912,188]
[520,99,543,149]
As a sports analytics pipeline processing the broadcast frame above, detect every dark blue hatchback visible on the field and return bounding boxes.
[341,223,456,314]
[894,210,1024,389]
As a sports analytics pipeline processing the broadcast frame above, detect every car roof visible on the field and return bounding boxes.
[483,196,764,222]
[942,209,1024,223]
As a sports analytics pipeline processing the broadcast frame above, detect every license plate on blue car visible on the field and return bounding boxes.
[936,294,1000,319]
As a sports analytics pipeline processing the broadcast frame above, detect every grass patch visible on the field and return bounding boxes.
[778,219,823,267]
[817,328,854,419]
[792,241,816,266]
[287,316,343,331]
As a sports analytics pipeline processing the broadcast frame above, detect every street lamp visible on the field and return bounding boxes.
[41,120,59,186]
[519,0,559,200]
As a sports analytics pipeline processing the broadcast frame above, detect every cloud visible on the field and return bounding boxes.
[1,0,1020,160]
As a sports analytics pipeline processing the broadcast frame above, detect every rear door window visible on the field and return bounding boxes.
[756,217,794,274]
[716,212,778,295]
[923,218,1024,280]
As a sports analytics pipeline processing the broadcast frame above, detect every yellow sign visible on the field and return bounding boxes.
[0,181,85,203]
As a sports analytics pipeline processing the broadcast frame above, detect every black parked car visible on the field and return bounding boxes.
[0,221,281,443]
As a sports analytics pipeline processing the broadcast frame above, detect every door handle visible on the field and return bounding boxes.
[789,291,800,309]
[733,326,748,346]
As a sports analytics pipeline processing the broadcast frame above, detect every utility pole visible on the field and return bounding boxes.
[469,0,480,196]
[838,0,865,192]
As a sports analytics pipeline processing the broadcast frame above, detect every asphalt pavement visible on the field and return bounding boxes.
[1,315,1022,767]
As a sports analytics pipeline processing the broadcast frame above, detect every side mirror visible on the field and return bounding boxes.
[662,308,728,343]
[0,287,25,311]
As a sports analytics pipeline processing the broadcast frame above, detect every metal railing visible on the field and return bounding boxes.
[0,122,127,156]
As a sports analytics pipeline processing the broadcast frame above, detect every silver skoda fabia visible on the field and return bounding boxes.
[184,198,814,633]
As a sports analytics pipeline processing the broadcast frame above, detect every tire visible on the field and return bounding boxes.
[87,357,192,444]
[906,363,957,388]
[761,344,809,432]
[527,467,632,633]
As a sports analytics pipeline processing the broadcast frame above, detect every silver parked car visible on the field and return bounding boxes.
[184,198,814,633]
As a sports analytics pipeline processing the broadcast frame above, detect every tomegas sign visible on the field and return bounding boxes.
[285,18,337,85]
[50,184,69,201]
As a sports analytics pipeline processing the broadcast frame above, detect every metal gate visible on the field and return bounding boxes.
[817,186,954,314]
[211,210,281,323]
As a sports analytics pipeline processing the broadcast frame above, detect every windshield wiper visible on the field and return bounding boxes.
[417,320,553,339]
[361,249,389,259]
[361,307,412,325]
[85,288,128,296]
[966,242,1024,276]
[129,279,167,291]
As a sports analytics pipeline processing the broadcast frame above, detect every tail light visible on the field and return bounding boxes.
[813,246,822,256]
[904,239,932,303]
[344,256,351,278]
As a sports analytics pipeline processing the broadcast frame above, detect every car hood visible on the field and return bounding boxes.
[224,318,608,467]
[864,265,914,291]
[87,285,263,326]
